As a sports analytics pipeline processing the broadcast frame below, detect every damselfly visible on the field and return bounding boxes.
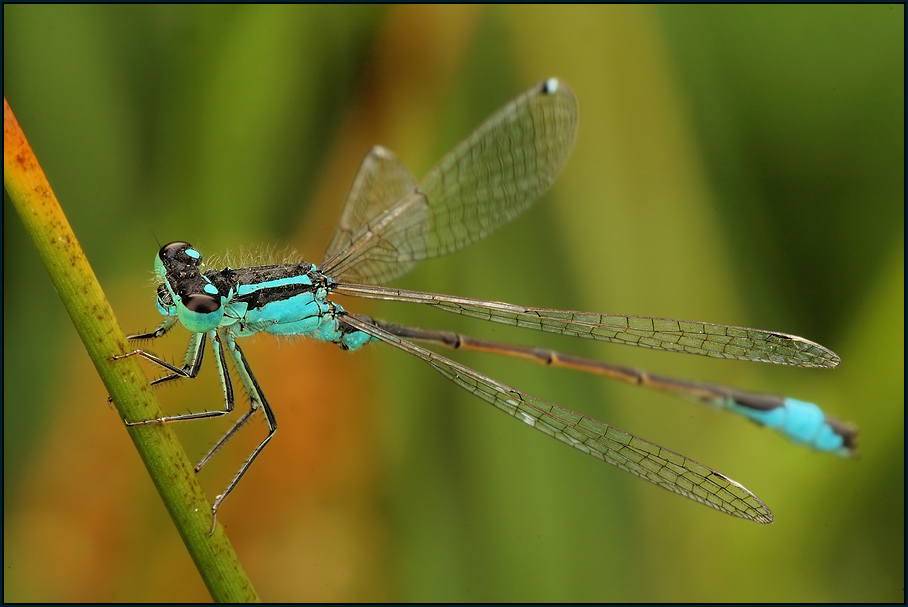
[116,78,856,534]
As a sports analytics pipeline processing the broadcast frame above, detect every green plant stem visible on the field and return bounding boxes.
[3,96,259,602]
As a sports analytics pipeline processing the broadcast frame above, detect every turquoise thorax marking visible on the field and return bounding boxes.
[154,242,373,350]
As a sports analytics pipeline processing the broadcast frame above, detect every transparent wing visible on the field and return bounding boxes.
[370,319,857,455]
[334,283,840,368]
[341,314,773,523]
[322,146,419,276]
[321,78,579,285]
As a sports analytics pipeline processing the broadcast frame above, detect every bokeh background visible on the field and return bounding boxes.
[4,5,903,602]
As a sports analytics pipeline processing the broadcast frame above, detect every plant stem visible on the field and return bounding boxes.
[3,96,259,603]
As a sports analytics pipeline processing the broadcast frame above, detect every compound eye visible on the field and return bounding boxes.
[159,241,202,267]
[183,293,221,314]
[176,291,224,333]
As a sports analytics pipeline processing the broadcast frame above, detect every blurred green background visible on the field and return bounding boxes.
[4,5,903,602]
